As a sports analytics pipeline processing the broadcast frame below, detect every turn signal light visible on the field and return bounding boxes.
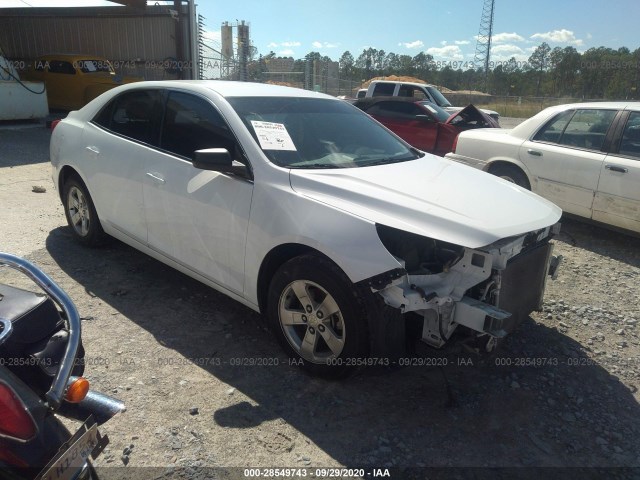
[0,382,37,441]
[65,377,90,403]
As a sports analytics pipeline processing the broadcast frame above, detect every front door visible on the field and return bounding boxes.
[519,108,617,218]
[142,90,254,294]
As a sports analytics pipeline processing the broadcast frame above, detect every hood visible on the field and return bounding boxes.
[289,156,561,249]
[446,104,500,128]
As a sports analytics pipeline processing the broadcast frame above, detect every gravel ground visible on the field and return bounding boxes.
[1,121,639,479]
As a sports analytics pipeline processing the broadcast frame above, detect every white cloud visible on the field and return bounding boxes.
[492,32,525,44]
[426,45,463,60]
[398,40,424,49]
[490,44,529,63]
[312,41,339,49]
[440,40,448,46]
[492,44,524,55]
[278,49,295,57]
[454,40,470,45]
[267,41,301,49]
[530,29,583,46]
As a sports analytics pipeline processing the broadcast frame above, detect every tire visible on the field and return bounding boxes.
[267,254,370,378]
[489,164,530,190]
[62,176,107,246]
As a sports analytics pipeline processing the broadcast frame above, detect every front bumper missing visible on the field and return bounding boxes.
[376,231,561,348]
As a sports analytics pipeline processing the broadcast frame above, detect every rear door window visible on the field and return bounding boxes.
[618,111,640,159]
[94,89,163,145]
[372,83,395,96]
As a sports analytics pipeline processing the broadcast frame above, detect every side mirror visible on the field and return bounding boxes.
[193,148,249,177]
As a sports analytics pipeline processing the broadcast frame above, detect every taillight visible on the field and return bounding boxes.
[51,119,61,131]
[451,134,459,153]
[0,382,37,441]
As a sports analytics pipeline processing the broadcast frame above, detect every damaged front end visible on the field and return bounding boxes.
[372,223,563,349]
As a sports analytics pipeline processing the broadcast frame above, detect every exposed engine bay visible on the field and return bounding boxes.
[373,223,563,349]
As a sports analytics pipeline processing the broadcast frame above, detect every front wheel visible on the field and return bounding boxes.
[267,254,370,378]
[62,176,106,246]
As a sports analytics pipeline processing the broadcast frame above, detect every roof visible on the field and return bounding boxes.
[119,80,336,99]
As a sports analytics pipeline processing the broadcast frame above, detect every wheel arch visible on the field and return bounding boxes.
[57,166,84,202]
[256,243,343,314]
[486,159,532,189]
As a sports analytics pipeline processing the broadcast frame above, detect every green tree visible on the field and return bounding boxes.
[528,42,551,96]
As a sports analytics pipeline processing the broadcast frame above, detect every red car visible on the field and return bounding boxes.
[354,98,499,156]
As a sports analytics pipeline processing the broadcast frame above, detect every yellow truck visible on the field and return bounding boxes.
[23,54,141,110]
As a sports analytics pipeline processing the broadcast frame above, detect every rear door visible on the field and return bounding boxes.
[518,108,617,218]
[593,110,640,232]
[365,101,439,152]
[82,88,163,243]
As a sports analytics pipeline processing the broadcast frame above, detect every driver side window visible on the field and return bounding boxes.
[160,91,236,161]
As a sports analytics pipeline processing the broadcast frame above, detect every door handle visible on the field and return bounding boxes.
[145,172,166,184]
[605,164,628,174]
[85,146,100,155]
[527,149,542,156]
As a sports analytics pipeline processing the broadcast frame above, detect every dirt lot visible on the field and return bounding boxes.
[1,121,639,479]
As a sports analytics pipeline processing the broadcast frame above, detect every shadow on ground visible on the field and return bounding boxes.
[44,225,640,475]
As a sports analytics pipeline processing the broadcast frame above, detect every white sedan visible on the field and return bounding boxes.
[51,80,561,376]
[446,102,640,234]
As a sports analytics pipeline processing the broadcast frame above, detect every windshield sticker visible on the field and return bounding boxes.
[250,121,297,151]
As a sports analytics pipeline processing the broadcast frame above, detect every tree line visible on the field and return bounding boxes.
[249,43,640,99]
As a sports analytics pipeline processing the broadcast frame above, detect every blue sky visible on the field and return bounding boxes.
[5,0,639,62]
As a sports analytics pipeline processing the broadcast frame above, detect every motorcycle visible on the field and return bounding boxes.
[0,252,124,479]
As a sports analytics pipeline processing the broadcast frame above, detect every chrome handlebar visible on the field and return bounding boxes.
[0,318,13,346]
[0,252,80,410]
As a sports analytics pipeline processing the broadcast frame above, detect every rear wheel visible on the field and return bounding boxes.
[63,176,106,246]
[489,164,530,190]
[267,254,369,378]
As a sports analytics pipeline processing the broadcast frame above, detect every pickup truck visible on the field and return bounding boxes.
[364,80,500,123]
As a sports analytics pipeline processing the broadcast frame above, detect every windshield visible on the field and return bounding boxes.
[228,96,422,169]
[426,86,452,108]
[76,59,114,74]
[418,101,451,122]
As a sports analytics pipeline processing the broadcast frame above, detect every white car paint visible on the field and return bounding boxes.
[50,80,562,359]
[446,102,640,233]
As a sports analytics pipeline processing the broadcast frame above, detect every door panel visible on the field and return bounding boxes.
[80,89,163,242]
[143,155,253,293]
[81,123,148,243]
[520,108,617,218]
[519,140,605,218]
[593,112,640,232]
[143,91,253,294]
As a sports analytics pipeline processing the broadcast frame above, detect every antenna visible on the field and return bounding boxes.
[473,0,495,90]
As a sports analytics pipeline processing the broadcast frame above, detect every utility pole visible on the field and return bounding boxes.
[473,0,495,92]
